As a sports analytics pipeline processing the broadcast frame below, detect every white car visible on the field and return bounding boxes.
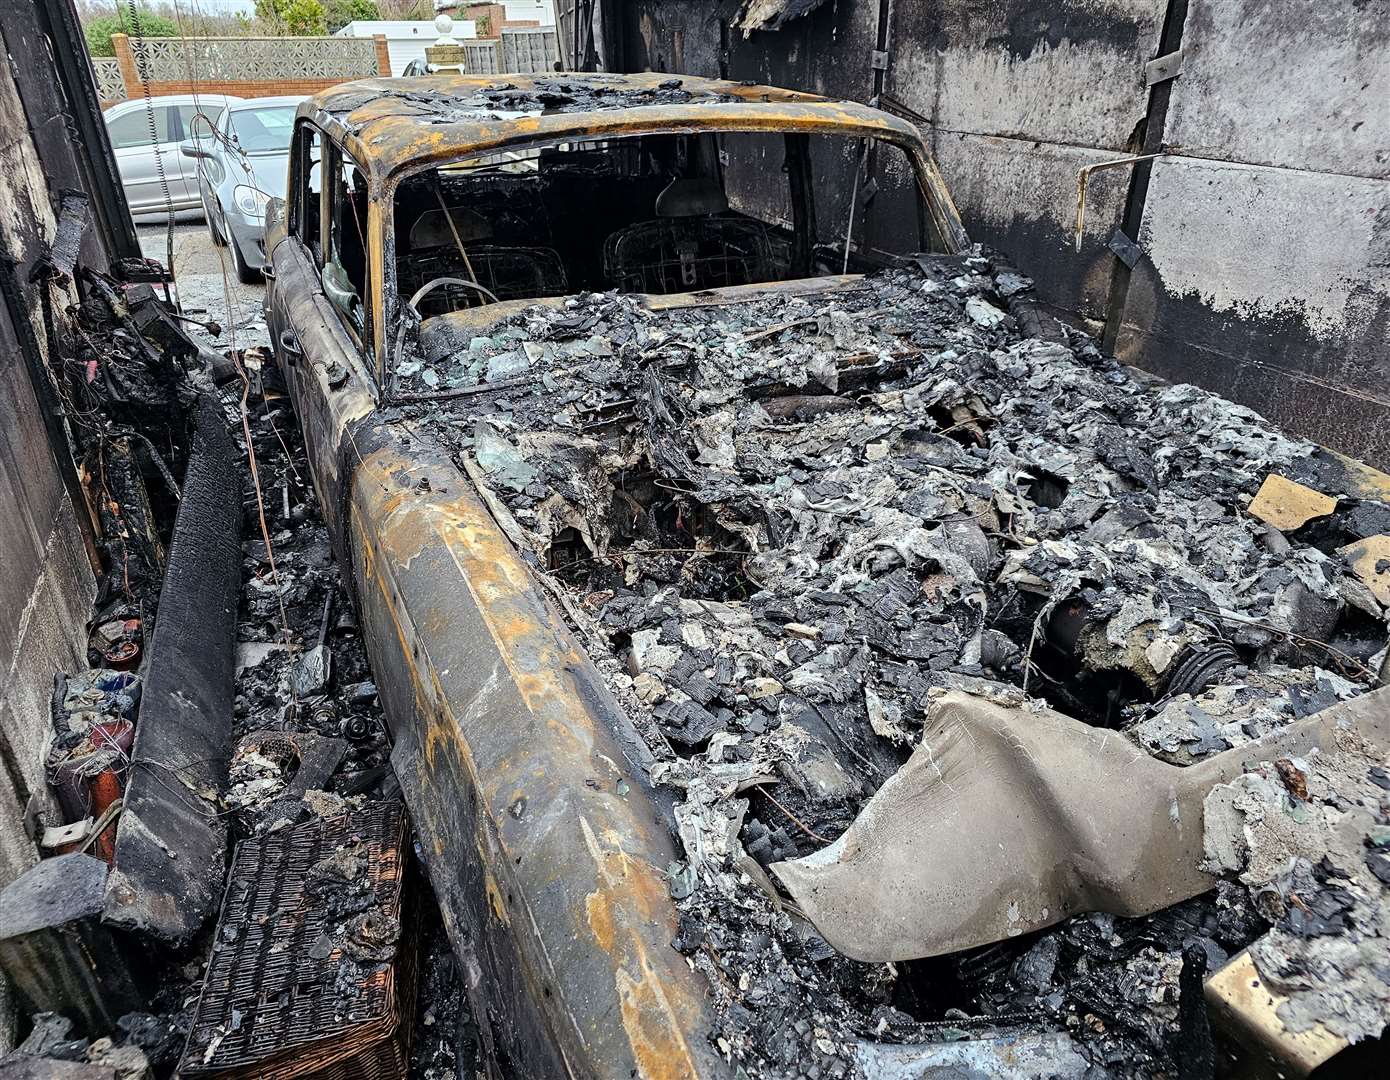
[181,96,301,283]
[104,94,242,216]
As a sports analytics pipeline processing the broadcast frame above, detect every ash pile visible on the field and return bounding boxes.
[1,265,471,1078]
[404,251,1390,1077]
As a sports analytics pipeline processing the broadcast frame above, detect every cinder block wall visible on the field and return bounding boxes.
[617,0,1390,467]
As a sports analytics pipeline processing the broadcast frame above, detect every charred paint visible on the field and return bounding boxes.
[265,70,969,1078]
[330,430,727,1076]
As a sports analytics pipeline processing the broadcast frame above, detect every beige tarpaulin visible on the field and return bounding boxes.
[772,687,1389,962]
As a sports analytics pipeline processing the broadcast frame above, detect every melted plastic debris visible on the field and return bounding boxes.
[1203,723,1390,1042]
[396,250,1388,1075]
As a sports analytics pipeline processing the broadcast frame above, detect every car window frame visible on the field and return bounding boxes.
[323,139,376,372]
[380,122,960,389]
[289,119,326,265]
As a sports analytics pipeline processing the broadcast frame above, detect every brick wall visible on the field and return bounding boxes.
[371,34,391,77]
[445,4,541,38]
[110,33,391,103]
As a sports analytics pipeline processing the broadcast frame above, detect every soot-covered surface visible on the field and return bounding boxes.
[390,251,1389,1076]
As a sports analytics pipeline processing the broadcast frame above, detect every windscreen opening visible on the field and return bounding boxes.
[392,131,944,322]
[226,106,297,153]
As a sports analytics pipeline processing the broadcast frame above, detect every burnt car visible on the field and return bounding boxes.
[263,70,968,1079]
[266,73,1390,1079]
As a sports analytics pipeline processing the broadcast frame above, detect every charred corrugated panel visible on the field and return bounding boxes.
[338,417,729,1079]
[1115,156,1390,470]
[103,397,242,945]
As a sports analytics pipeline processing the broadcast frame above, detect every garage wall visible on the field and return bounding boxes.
[1113,0,1390,466]
[887,0,1164,323]
[0,1,101,884]
[621,0,1165,325]
[613,0,1390,467]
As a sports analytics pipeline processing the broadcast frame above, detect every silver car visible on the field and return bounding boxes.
[180,96,301,283]
[104,94,243,216]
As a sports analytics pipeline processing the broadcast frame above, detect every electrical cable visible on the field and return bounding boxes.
[125,0,180,309]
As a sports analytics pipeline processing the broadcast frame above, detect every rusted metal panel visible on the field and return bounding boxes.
[302,72,919,182]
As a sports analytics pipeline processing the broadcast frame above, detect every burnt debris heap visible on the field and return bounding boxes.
[2,268,452,1077]
[400,250,1390,1076]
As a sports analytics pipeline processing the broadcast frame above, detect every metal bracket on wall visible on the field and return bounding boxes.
[1107,229,1144,269]
[871,49,890,71]
[1074,153,1163,251]
[1145,48,1185,86]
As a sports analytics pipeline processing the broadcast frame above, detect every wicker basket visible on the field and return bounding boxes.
[178,801,416,1079]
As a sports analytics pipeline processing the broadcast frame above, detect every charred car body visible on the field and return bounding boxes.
[265,73,1390,1078]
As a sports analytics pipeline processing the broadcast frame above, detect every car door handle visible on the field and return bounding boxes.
[279,328,302,358]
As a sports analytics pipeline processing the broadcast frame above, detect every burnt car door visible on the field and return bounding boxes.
[265,122,378,545]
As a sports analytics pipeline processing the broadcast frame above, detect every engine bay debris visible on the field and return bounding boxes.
[396,251,1390,1075]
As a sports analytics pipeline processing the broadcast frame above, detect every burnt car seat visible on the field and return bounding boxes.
[603,175,775,294]
[401,205,568,314]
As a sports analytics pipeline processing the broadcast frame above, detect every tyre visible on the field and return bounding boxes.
[228,231,261,285]
[206,198,226,246]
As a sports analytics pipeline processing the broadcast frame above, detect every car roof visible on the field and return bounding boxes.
[227,96,306,111]
[106,93,243,112]
[301,71,927,185]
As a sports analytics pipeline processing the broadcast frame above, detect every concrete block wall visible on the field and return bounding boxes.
[885,0,1166,326]
[1113,0,1390,466]
[616,0,1390,467]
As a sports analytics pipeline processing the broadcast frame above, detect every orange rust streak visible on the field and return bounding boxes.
[582,822,700,1080]
[353,444,711,1073]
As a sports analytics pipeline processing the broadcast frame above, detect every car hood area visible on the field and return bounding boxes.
[377,253,1390,1075]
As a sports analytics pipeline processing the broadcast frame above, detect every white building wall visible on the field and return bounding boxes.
[434,1,556,23]
[335,20,479,76]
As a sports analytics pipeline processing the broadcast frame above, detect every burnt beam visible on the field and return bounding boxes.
[102,396,242,946]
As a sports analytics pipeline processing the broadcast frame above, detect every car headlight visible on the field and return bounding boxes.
[233,184,270,217]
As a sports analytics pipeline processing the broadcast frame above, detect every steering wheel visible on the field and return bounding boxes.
[407,277,500,316]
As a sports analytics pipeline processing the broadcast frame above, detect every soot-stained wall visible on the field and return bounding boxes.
[616,0,1390,468]
[1113,0,1390,467]
[0,1,100,885]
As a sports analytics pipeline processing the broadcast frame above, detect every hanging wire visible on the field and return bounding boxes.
[125,0,180,308]
[168,0,296,663]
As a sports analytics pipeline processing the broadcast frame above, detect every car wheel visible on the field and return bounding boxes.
[206,200,226,246]
[228,233,261,285]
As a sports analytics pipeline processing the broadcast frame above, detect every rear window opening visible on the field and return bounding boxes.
[391,131,946,323]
